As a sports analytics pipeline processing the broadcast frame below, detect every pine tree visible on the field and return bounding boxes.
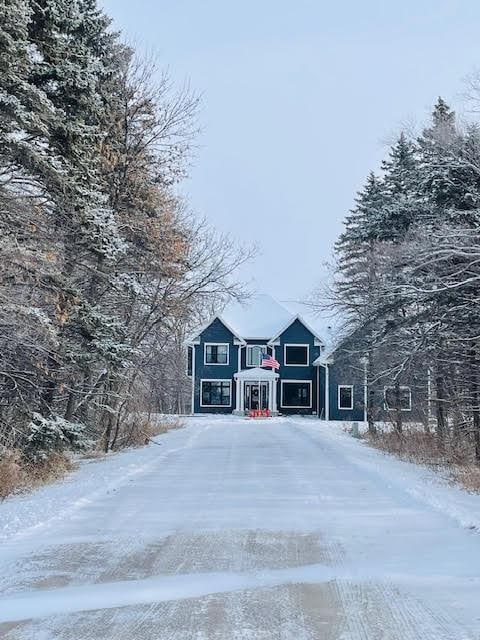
[379,133,421,240]
[416,97,478,216]
[334,173,389,432]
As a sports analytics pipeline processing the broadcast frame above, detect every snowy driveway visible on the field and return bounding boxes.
[1,417,480,639]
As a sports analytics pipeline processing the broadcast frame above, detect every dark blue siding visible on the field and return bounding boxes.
[193,318,238,413]
[276,319,320,415]
[328,362,365,421]
[326,344,428,423]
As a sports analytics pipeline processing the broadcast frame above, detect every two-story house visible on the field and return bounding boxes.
[186,294,326,416]
[186,294,427,422]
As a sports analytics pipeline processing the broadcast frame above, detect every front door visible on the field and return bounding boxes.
[244,382,269,410]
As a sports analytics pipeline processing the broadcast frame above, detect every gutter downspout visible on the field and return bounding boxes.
[317,362,330,421]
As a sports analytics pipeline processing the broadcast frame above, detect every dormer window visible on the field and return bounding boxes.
[204,343,229,365]
[284,344,309,366]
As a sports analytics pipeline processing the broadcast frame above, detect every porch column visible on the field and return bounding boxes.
[268,380,273,411]
[272,379,277,413]
[239,380,245,412]
[235,378,241,412]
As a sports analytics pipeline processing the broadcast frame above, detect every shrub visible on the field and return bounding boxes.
[0,449,22,500]
[24,413,93,463]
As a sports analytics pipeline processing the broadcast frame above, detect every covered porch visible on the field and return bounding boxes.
[233,367,279,415]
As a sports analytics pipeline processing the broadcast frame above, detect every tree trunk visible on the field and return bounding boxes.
[366,348,376,435]
[394,381,403,435]
[435,369,447,448]
[470,349,480,463]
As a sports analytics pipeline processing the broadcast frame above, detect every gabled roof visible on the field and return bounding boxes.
[313,352,335,366]
[186,293,326,345]
[186,316,246,345]
[221,294,293,340]
[267,314,325,346]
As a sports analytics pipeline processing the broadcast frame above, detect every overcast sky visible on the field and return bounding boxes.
[101,0,480,304]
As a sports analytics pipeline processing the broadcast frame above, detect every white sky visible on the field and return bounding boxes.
[101,0,480,303]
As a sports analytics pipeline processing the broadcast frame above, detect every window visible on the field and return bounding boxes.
[338,385,353,410]
[281,381,312,408]
[187,346,193,377]
[384,386,411,411]
[204,343,229,365]
[284,344,309,366]
[201,380,232,406]
[246,345,266,367]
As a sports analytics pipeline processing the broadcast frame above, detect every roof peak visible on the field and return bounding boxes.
[221,294,294,340]
[186,292,326,345]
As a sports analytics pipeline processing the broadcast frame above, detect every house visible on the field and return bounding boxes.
[325,328,430,426]
[186,294,426,421]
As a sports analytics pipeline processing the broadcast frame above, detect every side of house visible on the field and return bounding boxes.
[325,336,430,425]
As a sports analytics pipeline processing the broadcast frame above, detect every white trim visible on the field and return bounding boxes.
[338,385,354,410]
[204,342,230,366]
[325,363,330,420]
[268,314,325,347]
[185,316,246,346]
[186,345,193,378]
[284,343,310,367]
[384,386,412,412]
[315,361,330,420]
[316,365,320,418]
[191,347,195,414]
[234,367,279,380]
[280,379,312,409]
[313,353,334,366]
[246,344,266,367]
[200,379,232,408]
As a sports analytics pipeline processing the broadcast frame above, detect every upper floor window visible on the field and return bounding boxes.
[384,386,411,411]
[246,345,266,367]
[204,343,229,365]
[338,385,353,410]
[284,344,309,366]
[186,346,193,377]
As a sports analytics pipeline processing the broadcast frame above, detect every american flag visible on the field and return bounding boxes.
[261,352,280,369]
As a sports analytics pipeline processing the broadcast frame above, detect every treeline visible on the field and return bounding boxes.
[331,97,480,461]
[0,0,248,469]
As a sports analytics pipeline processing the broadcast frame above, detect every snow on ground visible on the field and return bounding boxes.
[1,416,480,638]
[325,420,480,532]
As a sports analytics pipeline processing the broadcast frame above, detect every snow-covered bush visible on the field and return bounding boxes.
[24,414,93,463]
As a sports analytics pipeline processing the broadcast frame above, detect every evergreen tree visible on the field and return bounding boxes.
[416,97,480,217]
[379,133,421,240]
[334,173,388,432]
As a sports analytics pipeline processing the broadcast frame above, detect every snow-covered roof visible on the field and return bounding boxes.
[234,367,279,380]
[221,294,294,340]
[312,352,335,366]
[186,293,328,345]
